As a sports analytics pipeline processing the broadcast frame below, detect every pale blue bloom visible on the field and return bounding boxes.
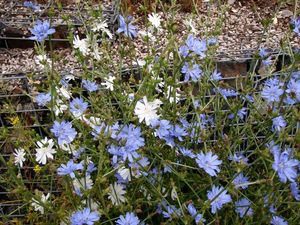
[210,69,222,81]
[57,160,83,178]
[128,157,150,177]
[179,45,189,57]
[243,94,254,103]
[259,48,269,58]
[284,96,296,105]
[116,212,140,225]
[271,216,288,225]
[235,198,253,218]
[87,162,97,175]
[184,35,207,57]
[198,114,214,129]
[178,146,195,158]
[291,17,300,37]
[193,39,207,58]
[228,107,247,120]
[91,122,110,139]
[162,203,182,218]
[181,62,202,81]
[24,1,40,11]
[185,34,196,50]
[290,182,300,201]
[70,97,88,118]
[82,79,99,92]
[171,124,188,141]
[233,173,249,189]
[155,120,171,139]
[272,148,299,183]
[72,147,84,159]
[261,79,284,103]
[187,203,205,224]
[35,92,51,106]
[292,71,300,79]
[29,20,55,42]
[108,145,140,164]
[264,195,277,214]
[286,78,300,101]
[215,88,238,99]
[228,152,249,164]
[265,78,282,87]
[51,120,77,145]
[117,124,145,150]
[117,15,137,39]
[207,185,232,214]
[70,208,100,225]
[272,116,287,132]
[263,57,272,66]
[196,151,222,177]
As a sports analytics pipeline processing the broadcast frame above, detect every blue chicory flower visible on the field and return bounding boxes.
[272,116,287,132]
[24,1,40,11]
[233,173,249,190]
[108,145,140,164]
[185,34,196,50]
[259,47,269,58]
[261,78,284,104]
[161,203,182,219]
[291,17,300,37]
[171,124,188,141]
[82,79,99,92]
[29,20,55,42]
[51,120,77,145]
[154,119,172,139]
[272,147,299,183]
[116,212,140,225]
[290,182,300,201]
[193,39,207,58]
[181,62,202,81]
[214,88,238,100]
[57,160,83,178]
[178,146,195,158]
[210,69,222,81]
[264,194,277,214]
[286,78,300,102]
[291,71,300,79]
[86,162,97,175]
[35,92,51,106]
[195,151,222,177]
[207,185,232,214]
[198,113,214,129]
[235,198,253,218]
[91,122,110,139]
[228,107,247,120]
[70,208,100,225]
[228,152,249,164]
[70,97,88,118]
[117,15,137,39]
[271,216,288,225]
[117,124,145,150]
[262,57,273,66]
[187,203,205,224]
[179,45,189,58]
[72,147,85,159]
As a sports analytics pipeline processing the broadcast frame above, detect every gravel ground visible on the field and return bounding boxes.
[0,0,299,74]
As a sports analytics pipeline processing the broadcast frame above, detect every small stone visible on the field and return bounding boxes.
[278,9,293,18]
